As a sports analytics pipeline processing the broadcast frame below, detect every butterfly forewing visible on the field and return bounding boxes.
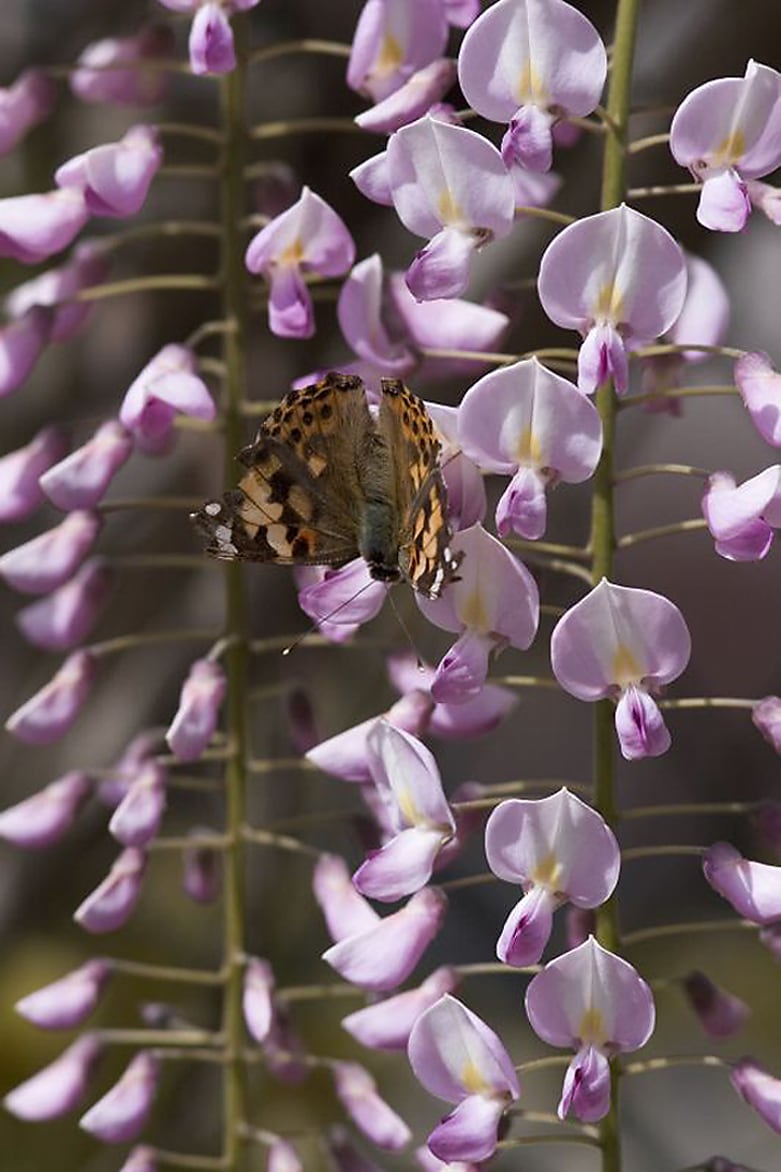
[193,372,460,598]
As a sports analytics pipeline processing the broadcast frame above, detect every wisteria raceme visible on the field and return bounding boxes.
[2,2,781,1170]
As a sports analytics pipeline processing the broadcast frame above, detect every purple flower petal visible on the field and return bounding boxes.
[428,1093,507,1164]
[74,847,147,934]
[731,1057,781,1135]
[0,509,101,595]
[0,188,89,263]
[614,685,671,760]
[332,1061,411,1150]
[558,1044,611,1122]
[0,425,68,521]
[40,420,133,510]
[342,967,458,1051]
[165,658,227,762]
[243,956,275,1043]
[5,649,96,744]
[79,1051,159,1143]
[56,125,162,218]
[356,59,457,135]
[15,959,113,1030]
[108,760,167,847]
[0,770,91,849]
[3,1034,103,1120]
[16,558,112,651]
[496,885,556,967]
[347,0,448,102]
[189,2,236,75]
[682,970,749,1038]
[703,841,781,924]
[697,169,751,233]
[735,352,781,447]
[408,993,520,1104]
[0,305,53,397]
[354,826,448,902]
[0,70,56,155]
[70,26,174,106]
[753,696,781,753]
[313,853,380,941]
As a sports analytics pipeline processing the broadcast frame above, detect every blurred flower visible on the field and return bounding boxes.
[753,697,781,753]
[408,994,520,1163]
[0,189,89,263]
[0,70,56,155]
[0,426,68,522]
[70,25,174,105]
[387,650,516,740]
[331,1061,411,1150]
[119,344,216,455]
[342,966,458,1051]
[0,509,101,594]
[79,1051,160,1143]
[730,1058,781,1135]
[4,1034,103,1121]
[41,421,134,510]
[109,759,167,847]
[0,306,54,398]
[681,971,749,1038]
[703,842,781,924]
[56,126,163,219]
[551,579,691,760]
[16,558,111,651]
[356,59,457,135]
[15,960,113,1030]
[5,650,96,744]
[165,658,227,762]
[525,937,655,1122]
[182,829,222,903]
[74,847,147,934]
[7,240,110,343]
[734,352,781,448]
[347,0,448,101]
[0,770,91,848]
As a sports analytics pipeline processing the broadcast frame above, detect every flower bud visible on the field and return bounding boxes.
[0,425,67,522]
[0,770,91,848]
[166,658,227,762]
[15,959,113,1029]
[0,510,101,594]
[331,1061,411,1151]
[74,847,147,934]
[5,650,96,744]
[41,421,133,510]
[79,1051,160,1143]
[3,1034,103,1120]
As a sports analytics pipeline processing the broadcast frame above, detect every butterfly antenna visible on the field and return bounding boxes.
[282,580,375,656]
[387,589,424,670]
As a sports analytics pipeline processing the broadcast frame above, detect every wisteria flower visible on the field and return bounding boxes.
[79,1051,160,1143]
[459,358,602,538]
[0,188,89,263]
[296,558,389,643]
[0,425,67,521]
[16,558,112,651]
[331,1061,412,1150]
[0,305,53,398]
[386,116,516,300]
[7,240,110,343]
[387,650,516,740]
[75,847,147,934]
[16,959,113,1030]
[485,788,620,966]
[417,524,539,703]
[166,657,227,762]
[356,59,457,135]
[730,1058,781,1135]
[670,60,781,232]
[347,0,448,102]
[353,720,456,900]
[408,994,520,1163]
[681,971,749,1038]
[70,25,174,106]
[5,650,96,744]
[119,344,216,454]
[734,352,781,447]
[0,770,92,849]
[305,688,431,783]
[537,204,688,395]
[41,421,134,510]
[158,1,261,76]
[425,403,486,531]
[458,0,607,173]
[0,509,101,595]
[342,966,458,1051]
[0,70,56,155]
[551,578,691,760]
[109,759,167,847]
[702,466,781,561]
[703,842,781,924]
[3,1034,103,1121]
[753,696,781,754]
[525,937,655,1122]
[245,186,355,338]
[322,886,448,991]
[55,125,163,218]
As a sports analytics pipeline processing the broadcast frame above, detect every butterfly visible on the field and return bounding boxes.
[193,372,462,600]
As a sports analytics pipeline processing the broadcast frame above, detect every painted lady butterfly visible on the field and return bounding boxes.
[193,372,461,600]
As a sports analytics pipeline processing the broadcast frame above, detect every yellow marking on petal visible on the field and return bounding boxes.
[376,32,403,77]
[397,785,421,827]
[612,642,642,688]
[461,1058,491,1095]
[712,128,747,167]
[594,280,624,323]
[279,237,305,265]
[578,1006,607,1048]
[514,424,541,466]
[531,851,562,890]
[437,189,464,226]
[461,588,489,632]
[516,61,546,104]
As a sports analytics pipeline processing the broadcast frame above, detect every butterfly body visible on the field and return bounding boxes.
[193,372,460,600]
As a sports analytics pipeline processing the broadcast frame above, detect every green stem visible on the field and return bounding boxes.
[218,20,250,1171]
[592,2,642,1169]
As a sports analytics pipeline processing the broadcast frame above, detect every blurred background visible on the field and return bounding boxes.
[1,1,781,1168]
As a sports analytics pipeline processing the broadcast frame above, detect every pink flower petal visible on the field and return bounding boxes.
[189,2,236,75]
[0,770,91,849]
[74,847,147,934]
[40,420,133,510]
[15,959,112,1030]
[703,842,781,924]
[342,967,458,1051]
[79,1051,159,1143]
[3,1034,103,1121]
[0,425,68,521]
[5,649,96,744]
[0,509,101,595]
[614,685,671,760]
[16,557,112,651]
